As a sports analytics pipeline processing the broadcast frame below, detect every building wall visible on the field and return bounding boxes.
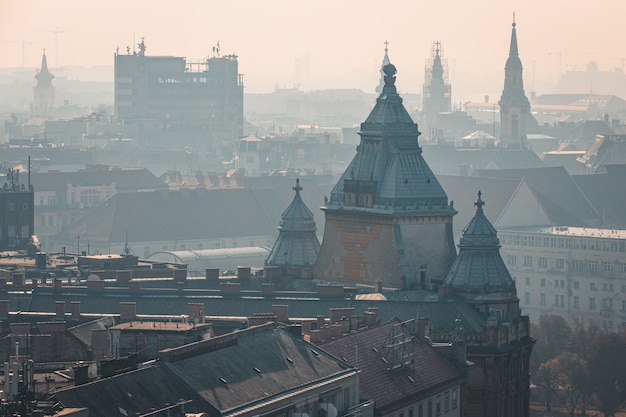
[500,227,626,331]
[383,384,462,417]
[313,211,455,289]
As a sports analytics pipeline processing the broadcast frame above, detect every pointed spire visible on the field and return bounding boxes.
[474,190,485,212]
[509,13,519,58]
[35,49,54,87]
[376,41,391,94]
[293,177,302,196]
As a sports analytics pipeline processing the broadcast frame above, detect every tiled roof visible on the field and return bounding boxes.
[163,326,353,413]
[53,366,210,417]
[319,319,464,413]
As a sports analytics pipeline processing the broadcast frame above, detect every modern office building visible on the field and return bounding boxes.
[114,39,244,162]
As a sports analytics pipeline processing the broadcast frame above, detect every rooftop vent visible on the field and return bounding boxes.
[219,378,227,384]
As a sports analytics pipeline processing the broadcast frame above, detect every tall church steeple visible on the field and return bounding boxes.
[375,41,391,94]
[33,50,55,110]
[423,41,451,139]
[498,15,532,148]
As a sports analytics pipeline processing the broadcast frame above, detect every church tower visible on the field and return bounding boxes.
[498,16,532,148]
[33,50,55,111]
[375,41,391,94]
[441,191,534,417]
[422,41,451,138]
[266,178,321,274]
[313,63,457,289]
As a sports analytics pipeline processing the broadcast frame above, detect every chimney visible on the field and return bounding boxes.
[316,315,326,330]
[261,283,274,294]
[205,268,219,282]
[173,269,187,283]
[272,305,289,323]
[376,280,383,293]
[71,301,81,320]
[55,301,65,320]
[416,316,430,340]
[237,266,251,281]
[0,300,9,319]
[187,303,205,324]
[120,302,136,322]
[116,270,131,285]
[11,272,25,287]
[40,271,48,285]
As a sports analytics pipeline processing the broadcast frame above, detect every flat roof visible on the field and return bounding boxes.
[501,226,626,239]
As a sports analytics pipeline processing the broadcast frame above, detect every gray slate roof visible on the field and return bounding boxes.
[444,193,515,297]
[329,65,450,213]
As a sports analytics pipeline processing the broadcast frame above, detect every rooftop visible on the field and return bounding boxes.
[500,226,626,239]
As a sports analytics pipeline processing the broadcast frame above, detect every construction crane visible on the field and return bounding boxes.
[0,37,34,67]
[39,28,64,67]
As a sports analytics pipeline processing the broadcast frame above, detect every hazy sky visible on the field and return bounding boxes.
[1,0,625,101]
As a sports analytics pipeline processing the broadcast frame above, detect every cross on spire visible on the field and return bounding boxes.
[384,40,389,53]
[474,190,485,210]
[293,178,302,196]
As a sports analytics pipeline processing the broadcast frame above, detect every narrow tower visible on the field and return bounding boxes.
[422,41,451,138]
[33,50,55,111]
[266,178,321,273]
[498,16,532,148]
[375,41,391,94]
[441,191,534,417]
[314,63,457,289]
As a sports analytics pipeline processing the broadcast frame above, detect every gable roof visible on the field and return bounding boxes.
[51,188,279,243]
[473,166,598,224]
[319,319,464,413]
[162,325,353,413]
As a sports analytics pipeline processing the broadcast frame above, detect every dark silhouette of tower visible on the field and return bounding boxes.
[375,41,391,94]
[266,178,320,272]
[314,62,457,289]
[498,16,533,148]
[442,191,534,417]
[33,50,55,111]
[423,41,451,139]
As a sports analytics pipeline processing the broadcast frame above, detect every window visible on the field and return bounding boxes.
[589,261,598,271]
[452,389,458,409]
[409,408,413,417]
[428,400,433,417]
[556,258,565,269]
[554,295,559,306]
[622,263,626,273]
[47,195,56,205]
[560,280,565,288]
[523,255,532,267]
[444,391,450,412]
[47,215,53,226]
[574,296,579,309]
[436,395,441,416]
[40,216,45,227]
[525,277,530,285]
[507,255,516,266]
[603,298,613,311]
[604,262,613,272]
[589,297,596,310]
[572,260,582,270]
[540,293,546,306]
[541,278,546,287]
[524,292,530,304]
[560,295,565,307]
[539,257,547,267]
[590,282,597,291]
[622,300,626,312]
[574,281,579,289]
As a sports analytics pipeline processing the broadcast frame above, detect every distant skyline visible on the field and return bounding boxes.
[1,0,625,102]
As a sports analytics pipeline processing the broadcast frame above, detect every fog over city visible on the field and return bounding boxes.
[2,1,626,416]
[2,0,626,99]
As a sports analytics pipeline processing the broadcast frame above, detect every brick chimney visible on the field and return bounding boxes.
[120,302,136,322]
[0,300,9,319]
[173,269,187,283]
[272,305,289,323]
[55,301,65,320]
[116,270,132,285]
[71,301,81,320]
[205,268,219,282]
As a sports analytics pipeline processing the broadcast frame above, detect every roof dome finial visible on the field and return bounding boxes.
[474,190,485,211]
[293,177,302,196]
